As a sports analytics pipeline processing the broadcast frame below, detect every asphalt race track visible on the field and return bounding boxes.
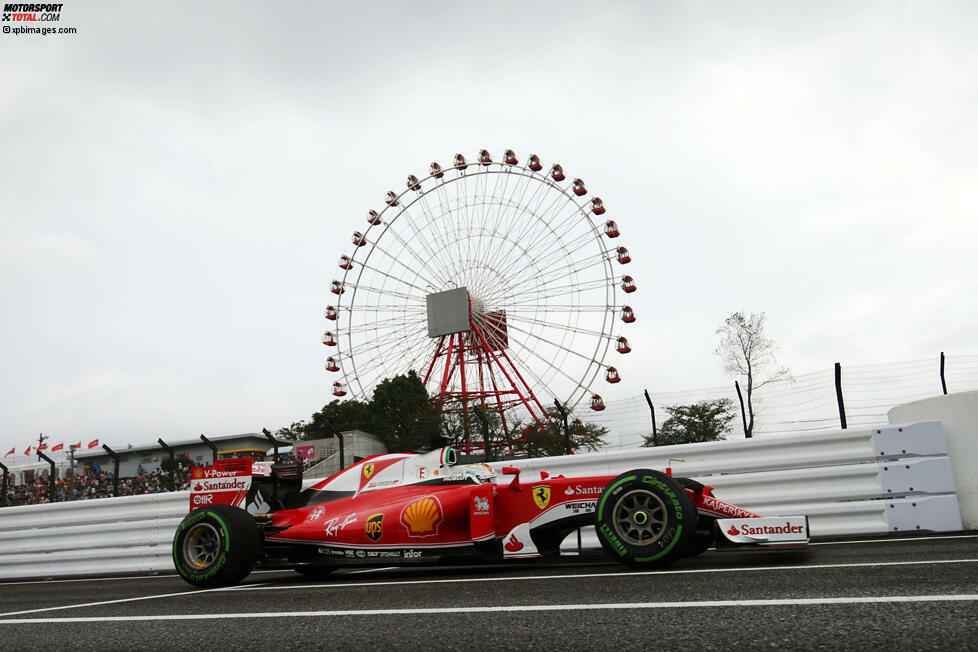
[1,535,975,650]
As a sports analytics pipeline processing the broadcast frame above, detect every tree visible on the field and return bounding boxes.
[513,408,608,457]
[439,402,509,456]
[274,421,306,442]
[715,312,790,438]
[302,398,375,441]
[642,399,735,447]
[369,370,442,451]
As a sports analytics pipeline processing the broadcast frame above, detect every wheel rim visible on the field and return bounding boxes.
[182,522,221,569]
[612,489,668,546]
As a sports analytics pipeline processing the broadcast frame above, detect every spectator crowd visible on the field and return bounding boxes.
[3,464,193,507]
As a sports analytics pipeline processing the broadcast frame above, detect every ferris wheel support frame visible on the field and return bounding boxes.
[423,313,550,452]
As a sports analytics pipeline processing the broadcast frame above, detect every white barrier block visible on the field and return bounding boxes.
[885,495,964,533]
[879,457,957,496]
[872,421,947,458]
[889,393,978,529]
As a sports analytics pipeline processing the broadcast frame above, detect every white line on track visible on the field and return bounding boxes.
[1,595,976,624]
[0,585,242,618]
[810,534,978,546]
[233,558,978,592]
[2,557,974,619]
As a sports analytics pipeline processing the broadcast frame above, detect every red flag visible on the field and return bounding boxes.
[88,439,99,449]
[24,446,31,455]
[73,442,81,449]
[51,443,64,452]
[37,442,48,451]
[4,447,13,457]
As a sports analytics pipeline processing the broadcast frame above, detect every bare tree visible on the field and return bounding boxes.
[715,312,790,438]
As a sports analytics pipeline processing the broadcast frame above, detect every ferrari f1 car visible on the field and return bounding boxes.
[173,447,809,588]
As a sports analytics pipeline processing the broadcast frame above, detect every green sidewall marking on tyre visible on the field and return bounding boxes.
[597,475,635,521]
[635,524,684,562]
[209,512,231,553]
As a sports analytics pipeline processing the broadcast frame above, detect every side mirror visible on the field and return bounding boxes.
[501,466,521,491]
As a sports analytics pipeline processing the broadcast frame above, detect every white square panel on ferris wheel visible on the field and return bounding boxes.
[426,287,470,338]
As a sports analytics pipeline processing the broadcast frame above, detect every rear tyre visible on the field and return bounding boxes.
[595,469,696,569]
[173,506,259,588]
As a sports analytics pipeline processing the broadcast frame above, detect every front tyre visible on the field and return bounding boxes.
[595,469,696,569]
[173,506,259,588]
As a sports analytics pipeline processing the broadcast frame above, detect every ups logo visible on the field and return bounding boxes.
[365,513,384,542]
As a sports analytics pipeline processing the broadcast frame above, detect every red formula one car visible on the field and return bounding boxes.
[172,447,809,588]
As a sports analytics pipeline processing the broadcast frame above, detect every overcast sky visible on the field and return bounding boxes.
[1,1,976,456]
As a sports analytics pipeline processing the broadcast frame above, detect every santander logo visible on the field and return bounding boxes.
[504,534,524,552]
[727,525,740,536]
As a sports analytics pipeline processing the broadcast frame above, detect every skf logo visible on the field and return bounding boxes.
[533,485,551,510]
[365,513,384,541]
[400,496,443,537]
[362,463,375,480]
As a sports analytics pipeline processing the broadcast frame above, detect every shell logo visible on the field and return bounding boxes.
[191,468,203,479]
[400,496,444,537]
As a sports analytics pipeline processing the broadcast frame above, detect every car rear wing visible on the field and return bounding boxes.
[189,458,303,513]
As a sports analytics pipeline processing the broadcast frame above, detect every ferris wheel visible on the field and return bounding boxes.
[323,149,636,432]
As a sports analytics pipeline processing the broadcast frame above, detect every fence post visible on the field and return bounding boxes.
[158,438,175,491]
[262,428,282,463]
[200,434,218,465]
[0,462,8,506]
[835,362,847,429]
[734,381,749,438]
[102,444,120,496]
[940,352,948,395]
[643,390,657,446]
[472,405,491,462]
[37,451,56,502]
[553,399,571,455]
[321,417,346,470]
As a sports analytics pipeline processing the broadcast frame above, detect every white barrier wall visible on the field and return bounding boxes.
[888,390,978,529]
[0,418,964,581]
[491,420,962,539]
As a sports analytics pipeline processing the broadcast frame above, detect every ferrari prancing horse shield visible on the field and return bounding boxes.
[533,485,551,510]
[363,463,375,479]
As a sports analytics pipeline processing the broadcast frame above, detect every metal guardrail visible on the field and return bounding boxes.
[0,420,963,581]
